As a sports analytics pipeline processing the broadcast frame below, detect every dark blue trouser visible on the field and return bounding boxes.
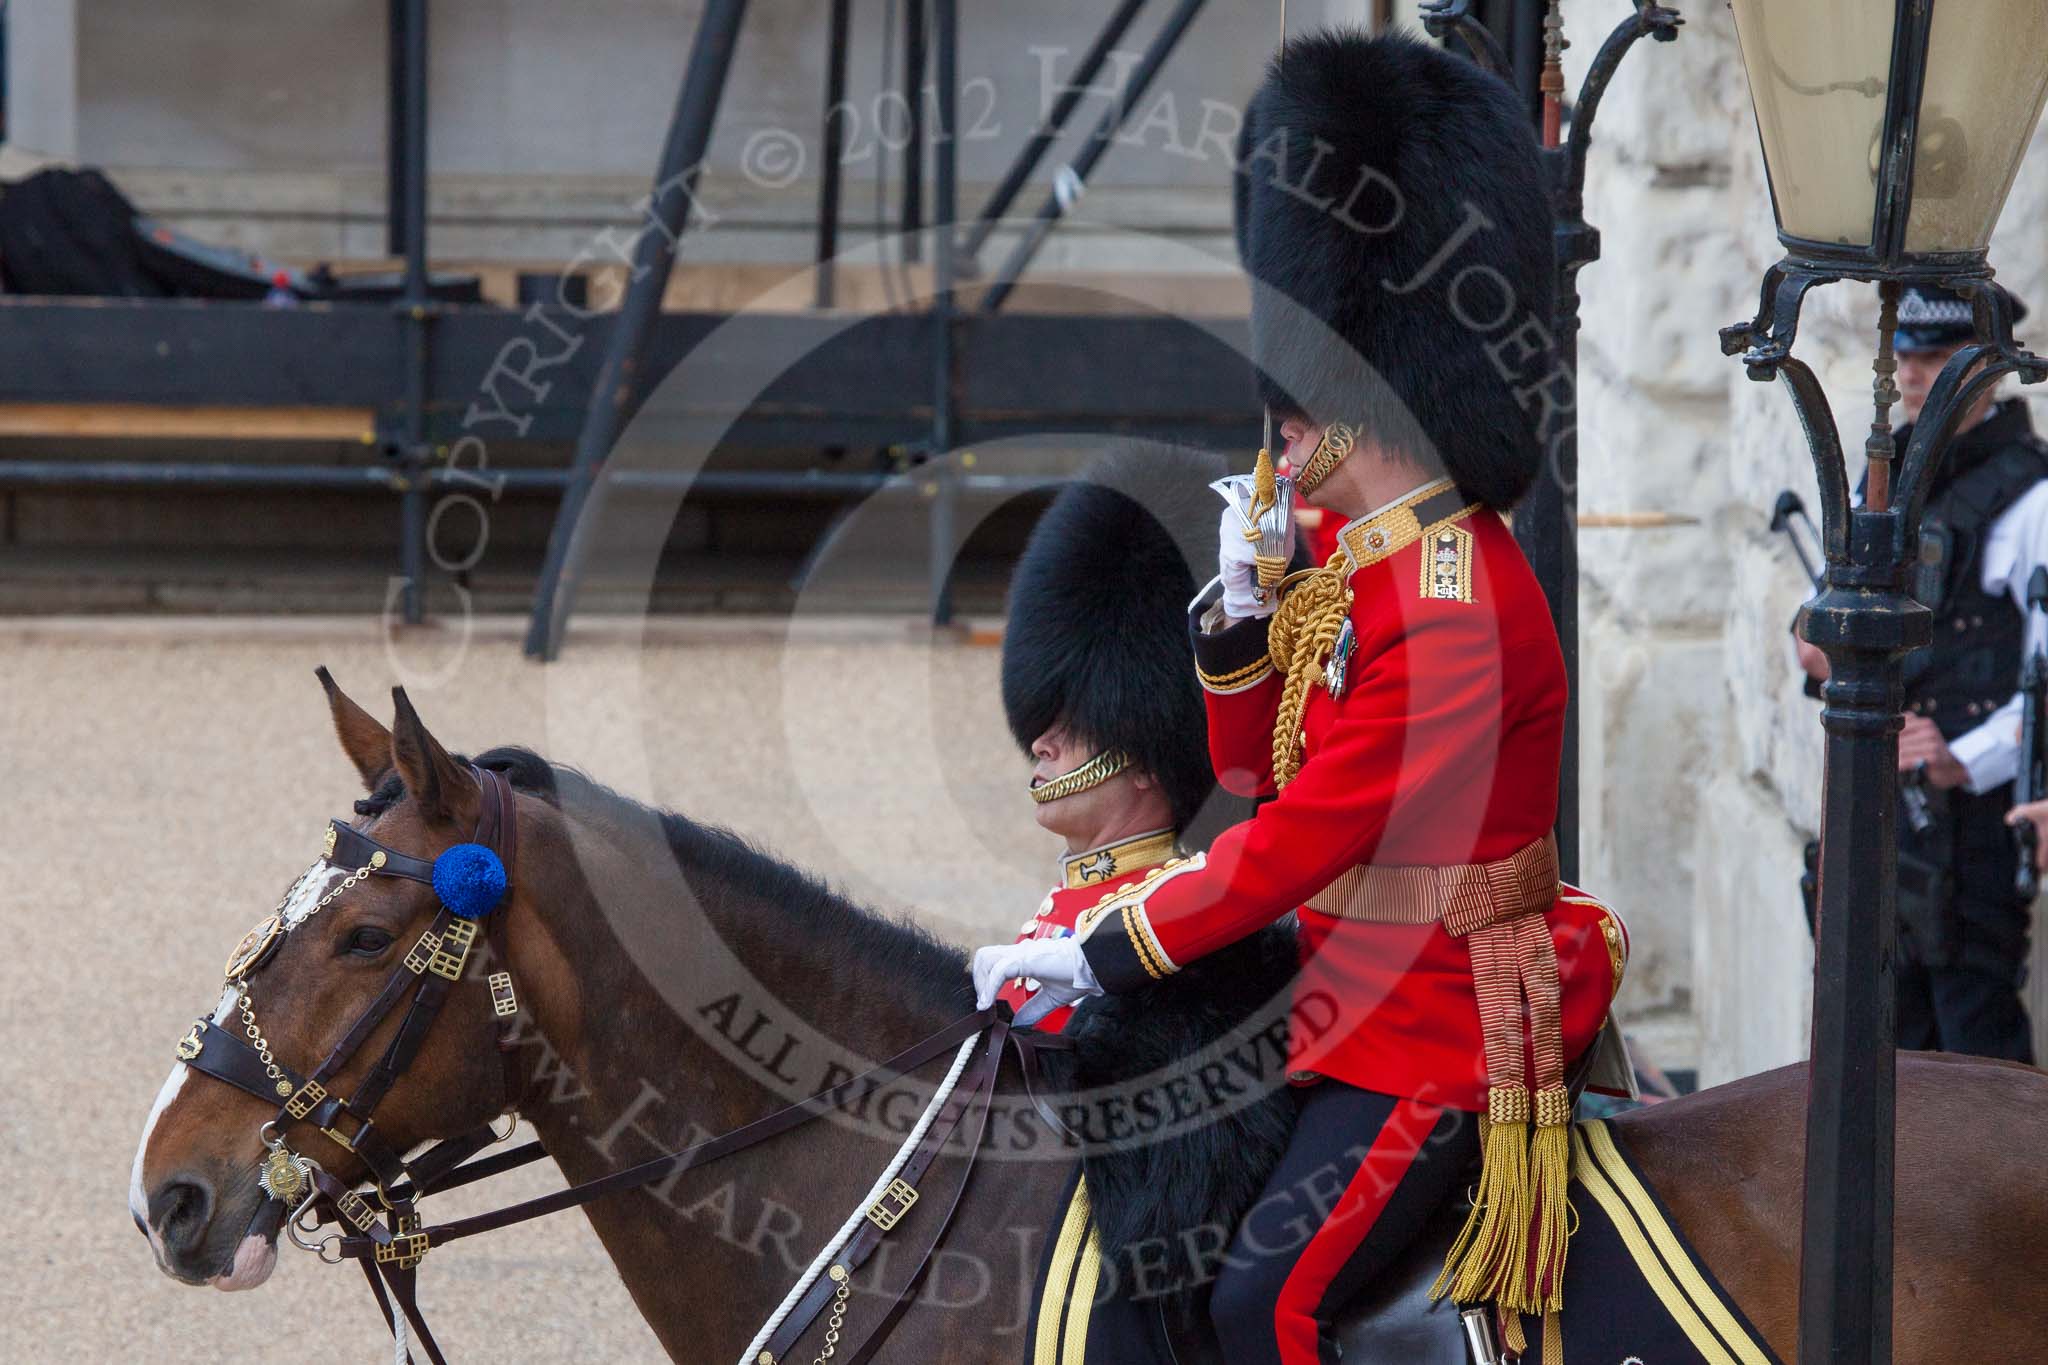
[1210,1082,1478,1365]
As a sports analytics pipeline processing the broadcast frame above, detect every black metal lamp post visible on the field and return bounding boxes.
[1720,5,2048,1360]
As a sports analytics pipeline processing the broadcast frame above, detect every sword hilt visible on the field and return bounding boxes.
[1250,445,1278,525]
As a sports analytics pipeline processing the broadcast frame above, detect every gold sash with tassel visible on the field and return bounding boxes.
[1306,833,1571,1353]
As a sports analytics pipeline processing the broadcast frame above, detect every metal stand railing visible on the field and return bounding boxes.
[977,0,1208,314]
[521,0,751,660]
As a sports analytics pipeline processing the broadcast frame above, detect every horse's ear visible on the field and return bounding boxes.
[389,686,477,827]
[317,666,393,791]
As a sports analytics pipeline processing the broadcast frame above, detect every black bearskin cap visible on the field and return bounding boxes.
[1002,443,1228,835]
[1234,29,1558,510]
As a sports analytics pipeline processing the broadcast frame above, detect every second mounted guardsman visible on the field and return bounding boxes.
[995,442,1244,1033]
[974,29,1628,1362]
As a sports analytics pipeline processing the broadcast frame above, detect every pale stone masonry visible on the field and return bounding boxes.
[1573,0,2048,1082]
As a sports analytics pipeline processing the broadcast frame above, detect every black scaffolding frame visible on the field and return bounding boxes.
[0,1,1636,895]
[0,0,1243,651]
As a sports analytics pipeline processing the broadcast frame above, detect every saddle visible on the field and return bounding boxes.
[1038,928,1779,1364]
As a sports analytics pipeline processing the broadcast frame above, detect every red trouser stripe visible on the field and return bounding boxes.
[1270,1097,1445,1365]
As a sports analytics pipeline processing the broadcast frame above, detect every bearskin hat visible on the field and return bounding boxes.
[1002,443,1228,836]
[1234,29,1557,511]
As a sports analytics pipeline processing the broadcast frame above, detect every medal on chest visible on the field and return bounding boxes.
[1321,618,1356,700]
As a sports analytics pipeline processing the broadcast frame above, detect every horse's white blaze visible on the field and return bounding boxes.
[131,985,239,1240]
[135,861,341,1267]
[281,861,344,927]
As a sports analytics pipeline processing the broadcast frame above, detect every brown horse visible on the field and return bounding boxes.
[133,677,2048,1361]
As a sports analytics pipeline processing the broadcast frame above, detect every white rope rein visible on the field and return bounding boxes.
[734,1034,982,1365]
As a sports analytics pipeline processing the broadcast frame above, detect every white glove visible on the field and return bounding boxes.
[971,936,1103,1026]
[1218,504,1294,620]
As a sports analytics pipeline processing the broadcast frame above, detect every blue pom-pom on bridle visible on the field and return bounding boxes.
[432,842,508,920]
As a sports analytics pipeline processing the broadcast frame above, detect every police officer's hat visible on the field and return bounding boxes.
[1234,29,1556,511]
[1001,444,1224,834]
[1896,283,2030,354]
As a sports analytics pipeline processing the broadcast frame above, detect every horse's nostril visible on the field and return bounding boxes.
[151,1176,214,1261]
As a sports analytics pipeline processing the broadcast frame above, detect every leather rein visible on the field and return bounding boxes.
[170,768,1066,1365]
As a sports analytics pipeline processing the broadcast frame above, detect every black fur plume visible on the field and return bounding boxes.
[1235,28,1559,510]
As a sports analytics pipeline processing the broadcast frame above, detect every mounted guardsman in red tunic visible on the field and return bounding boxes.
[975,29,1630,1362]
[993,442,1247,1034]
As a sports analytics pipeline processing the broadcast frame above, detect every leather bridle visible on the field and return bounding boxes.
[169,768,520,1345]
[168,765,1072,1365]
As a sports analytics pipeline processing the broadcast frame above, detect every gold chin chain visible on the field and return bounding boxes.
[1292,421,1356,497]
[1028,749,1131,805]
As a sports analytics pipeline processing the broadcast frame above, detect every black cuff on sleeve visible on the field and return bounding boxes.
[1189,587,1274,695]
[1081,916,1157,995]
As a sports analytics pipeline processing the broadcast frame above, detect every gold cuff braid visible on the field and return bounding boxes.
[1198,653,1274,693]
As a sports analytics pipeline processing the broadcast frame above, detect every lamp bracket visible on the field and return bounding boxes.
[1419,0,1511,78]
[1726,261,2048,584]
[1559,1,1684,220]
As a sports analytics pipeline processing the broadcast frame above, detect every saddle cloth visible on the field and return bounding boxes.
[1025,1120,1783,1365]
[1526,1120,1783,1364]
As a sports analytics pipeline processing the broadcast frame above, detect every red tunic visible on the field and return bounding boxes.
[1076,480,1625,1111]
[997,830,1180,1034]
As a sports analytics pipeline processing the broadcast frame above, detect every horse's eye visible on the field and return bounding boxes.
[345,926,395,958]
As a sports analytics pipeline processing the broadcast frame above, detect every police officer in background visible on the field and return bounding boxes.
[1798,283,2048,1063]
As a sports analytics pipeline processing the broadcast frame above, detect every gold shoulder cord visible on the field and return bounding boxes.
[1266,549,1353,789]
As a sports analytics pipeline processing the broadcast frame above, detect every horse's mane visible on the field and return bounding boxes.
[358,745,971,1016]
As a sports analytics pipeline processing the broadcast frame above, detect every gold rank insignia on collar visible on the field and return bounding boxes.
[1335,478,1478,575]
[1060,829,1179,888]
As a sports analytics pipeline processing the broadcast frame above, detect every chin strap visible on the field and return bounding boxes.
[1028,749,1131,804]
[1292,421,1357,496]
